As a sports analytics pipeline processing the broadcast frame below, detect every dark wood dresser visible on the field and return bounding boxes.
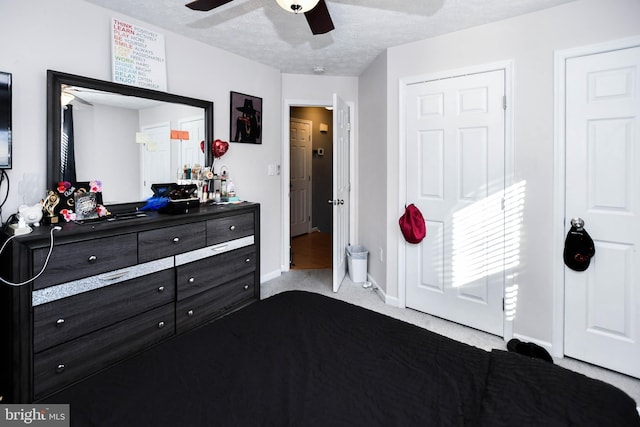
[0,202,260,403]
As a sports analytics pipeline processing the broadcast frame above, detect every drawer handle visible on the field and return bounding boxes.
[88,255,97,263]
[243,284,249,290]
[158,286,165,293]
[56,364,65,373]
[188,277,195,284]
[157,321,165,329]
[187,310,194,317]
[99,271,128,281]
[212,244,228,252]
[229,225,236,231]
[55,318,65,327]
[173,237,180,243]
[245,258,251,263]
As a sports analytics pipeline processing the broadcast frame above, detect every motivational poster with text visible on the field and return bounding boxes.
[111,18,167,91]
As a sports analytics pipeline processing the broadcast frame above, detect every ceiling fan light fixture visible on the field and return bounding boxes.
[275,0,320,14]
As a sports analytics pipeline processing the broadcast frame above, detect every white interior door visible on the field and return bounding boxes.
[405,70,506,336]
[140,122,171,199]
[290,118,312,237]
[564,45,640,378]
[332,94,350,292]
[179,117,205,172]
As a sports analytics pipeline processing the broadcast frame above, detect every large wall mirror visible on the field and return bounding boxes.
[47,70,213,208]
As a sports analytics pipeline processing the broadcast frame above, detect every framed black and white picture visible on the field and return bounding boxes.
[0,71,12,169]
[230,91,262,144]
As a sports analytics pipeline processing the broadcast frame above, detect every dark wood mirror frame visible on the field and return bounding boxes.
[46,69,214,211]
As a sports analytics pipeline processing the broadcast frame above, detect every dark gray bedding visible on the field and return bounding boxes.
[44,291,640,426]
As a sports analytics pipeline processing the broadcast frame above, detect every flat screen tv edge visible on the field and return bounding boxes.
[0,71,12,169]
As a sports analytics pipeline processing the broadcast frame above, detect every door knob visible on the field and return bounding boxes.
[570,217,585,231]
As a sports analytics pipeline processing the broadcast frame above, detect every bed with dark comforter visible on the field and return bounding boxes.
[43,291,640,426]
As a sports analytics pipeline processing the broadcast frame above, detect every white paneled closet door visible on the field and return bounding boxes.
[564,45,640,378]
[405,69,507,336]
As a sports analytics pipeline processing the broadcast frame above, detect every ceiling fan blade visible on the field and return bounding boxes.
[186,0,234,12]
[304,0,334,35]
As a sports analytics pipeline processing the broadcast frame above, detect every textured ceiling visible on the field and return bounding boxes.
[84,0,575,76]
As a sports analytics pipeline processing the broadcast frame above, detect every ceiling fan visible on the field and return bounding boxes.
[185,0,335,35]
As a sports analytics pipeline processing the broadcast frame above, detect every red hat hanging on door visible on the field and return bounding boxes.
[399,204,426,244]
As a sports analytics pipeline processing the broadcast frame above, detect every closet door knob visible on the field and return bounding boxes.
[570,217,585,230]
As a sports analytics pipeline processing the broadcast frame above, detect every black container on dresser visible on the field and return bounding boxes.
[0,202,260,403]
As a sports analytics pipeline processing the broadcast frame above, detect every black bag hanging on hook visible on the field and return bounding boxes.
[563,223,595,272]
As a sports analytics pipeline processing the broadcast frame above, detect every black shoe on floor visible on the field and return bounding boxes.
[507,338,554,363]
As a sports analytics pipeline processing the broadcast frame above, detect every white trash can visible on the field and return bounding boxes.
[346,245,368,283]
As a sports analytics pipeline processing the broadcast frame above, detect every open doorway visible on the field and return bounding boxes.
[289,106,333,270]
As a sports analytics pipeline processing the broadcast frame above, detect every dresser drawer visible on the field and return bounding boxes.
[33,303,174,400]
[176,273,255,333]
[139,222,206,263]
[33,269,175,353]
[176,245,256,301]
[32,234,137,290]
[206,212,254,246]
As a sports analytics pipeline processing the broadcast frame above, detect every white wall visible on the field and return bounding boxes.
[371,0,640,346]
[357,52,388,296]
[0,0,283,282]
[282,74,358,104]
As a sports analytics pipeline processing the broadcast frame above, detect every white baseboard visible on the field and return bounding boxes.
[261,269,282,284]
[368,274,399,306]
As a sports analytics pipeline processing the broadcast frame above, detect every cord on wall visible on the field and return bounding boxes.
[0,170,10,224]
[0,226,62,286]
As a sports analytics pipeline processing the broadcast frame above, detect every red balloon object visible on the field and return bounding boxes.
[199,139,229,158]
[213,139,229,158]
